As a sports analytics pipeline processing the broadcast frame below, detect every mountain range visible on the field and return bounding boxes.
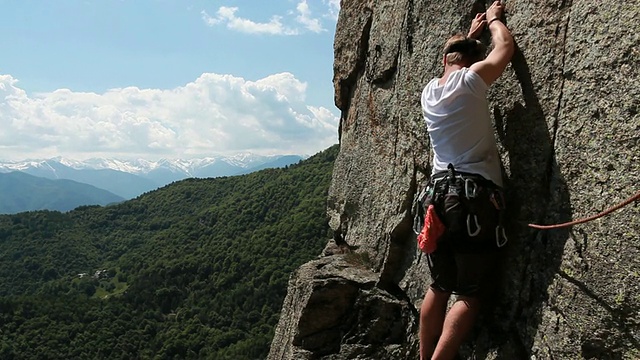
[0,154,304,200]
[0,172,125,214]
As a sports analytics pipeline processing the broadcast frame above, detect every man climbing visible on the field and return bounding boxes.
[418,1,514,359]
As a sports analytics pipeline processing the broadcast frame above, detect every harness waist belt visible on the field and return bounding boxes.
[430,170,498,189]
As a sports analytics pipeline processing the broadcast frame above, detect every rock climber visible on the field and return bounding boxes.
[418,1,515,359]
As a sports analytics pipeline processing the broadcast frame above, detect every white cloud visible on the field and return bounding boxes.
[200,10,222,26]
[0,73,339,160]
[202,1,340,35]
[295,1,324,33]
[201,7,298,35]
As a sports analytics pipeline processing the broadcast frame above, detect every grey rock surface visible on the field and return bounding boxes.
[269,1,639,359]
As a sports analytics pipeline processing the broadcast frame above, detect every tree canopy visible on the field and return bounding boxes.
[0,144,339,359]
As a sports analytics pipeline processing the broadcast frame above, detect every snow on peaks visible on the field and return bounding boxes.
[0,153,299,175]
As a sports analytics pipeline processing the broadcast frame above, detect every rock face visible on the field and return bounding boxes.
[269,1,640,359]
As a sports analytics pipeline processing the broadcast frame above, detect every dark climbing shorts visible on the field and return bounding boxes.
[427,240,499,296]
[425,170,505,296]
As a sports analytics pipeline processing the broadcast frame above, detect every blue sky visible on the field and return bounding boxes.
[0,0,340,161]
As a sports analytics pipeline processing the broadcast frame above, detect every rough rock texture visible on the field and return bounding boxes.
[268,255,418,359]
[269,1,639,359]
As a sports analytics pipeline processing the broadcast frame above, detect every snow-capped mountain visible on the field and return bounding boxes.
[49,154,295,174]
[0,154,305,199]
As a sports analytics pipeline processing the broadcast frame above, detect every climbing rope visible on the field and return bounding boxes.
[528,189,640,230]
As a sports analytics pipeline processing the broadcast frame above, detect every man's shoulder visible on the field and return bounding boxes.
[445,68,480,87]
[423,77,440,90]
[461,68,489,94]
[421,78,442,100]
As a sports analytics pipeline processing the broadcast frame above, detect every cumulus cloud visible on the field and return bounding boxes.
[0,73,339,160]
[201,7,298,35]
[295,1,324,33]
[202,1,339,35]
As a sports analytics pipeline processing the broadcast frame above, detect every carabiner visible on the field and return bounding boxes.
[466,214,481,237]
[464,178,478,199]
[495,225,508,247]
[413,212,423,235]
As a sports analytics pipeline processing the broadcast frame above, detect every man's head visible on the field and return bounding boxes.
[442,34,486,67]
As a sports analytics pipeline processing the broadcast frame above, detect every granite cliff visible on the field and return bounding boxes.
[269,1,639,359]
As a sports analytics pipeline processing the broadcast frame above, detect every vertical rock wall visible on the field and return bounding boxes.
[269,1,639,358]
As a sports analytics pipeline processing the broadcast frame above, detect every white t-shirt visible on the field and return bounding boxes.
[421,68,503,187]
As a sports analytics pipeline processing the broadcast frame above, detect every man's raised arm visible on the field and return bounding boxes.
[470,1,514,86]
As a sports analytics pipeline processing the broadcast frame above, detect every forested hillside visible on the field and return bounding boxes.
[0,145,337,359]
[0,171,124,214]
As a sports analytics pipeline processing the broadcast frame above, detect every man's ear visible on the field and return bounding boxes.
[442,54,447,66]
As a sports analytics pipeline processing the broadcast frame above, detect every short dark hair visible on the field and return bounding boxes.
[443,34,486,65]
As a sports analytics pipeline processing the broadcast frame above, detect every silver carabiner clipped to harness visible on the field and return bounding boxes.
[464,178,478,199]
[466,214,481,237]
[495,225,508,247]
[412,184,433,235]
[464,178,481,237]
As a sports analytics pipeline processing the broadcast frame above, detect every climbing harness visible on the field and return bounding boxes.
[528,189,640,230]
[413,163,508,252]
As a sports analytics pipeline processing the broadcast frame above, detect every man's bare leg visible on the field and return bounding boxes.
[431,296,480,360]
[419,288,450,360]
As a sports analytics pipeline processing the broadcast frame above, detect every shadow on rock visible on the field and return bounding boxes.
[465,46,573,359]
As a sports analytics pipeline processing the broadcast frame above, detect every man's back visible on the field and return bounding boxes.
[421,67,502,186]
